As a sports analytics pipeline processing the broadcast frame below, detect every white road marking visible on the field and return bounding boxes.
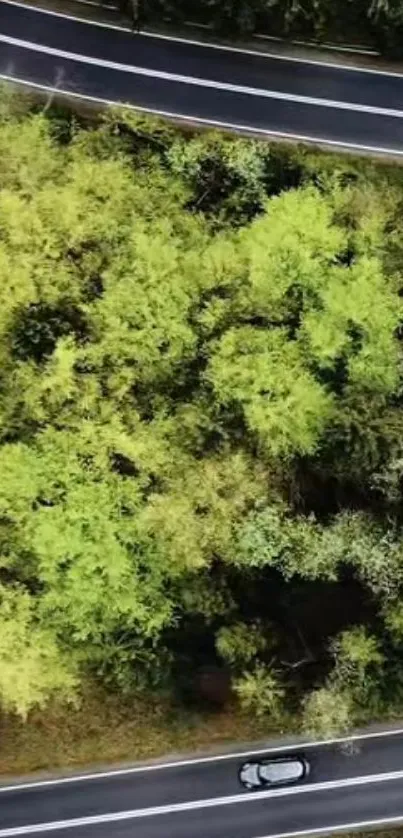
[0,0,130,31]
[0,0,401,76]
[254,814,403,838]
[1,32,403,118]
[13,0,381,54]
[0,73,403,183]
[2,769,403,835]
[290,39,379,56]
[71,0,118,9]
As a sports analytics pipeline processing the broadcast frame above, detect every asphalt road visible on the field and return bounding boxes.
[1,730,403,837]
[1,0,403,153]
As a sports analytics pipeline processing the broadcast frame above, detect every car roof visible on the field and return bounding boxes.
[259,758,305,782]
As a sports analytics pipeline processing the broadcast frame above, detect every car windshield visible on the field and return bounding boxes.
[258,761,303,783]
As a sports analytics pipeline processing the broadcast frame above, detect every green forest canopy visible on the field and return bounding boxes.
[2,89,403,735]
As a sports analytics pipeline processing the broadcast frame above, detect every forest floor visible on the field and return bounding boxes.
[0,684,290,777]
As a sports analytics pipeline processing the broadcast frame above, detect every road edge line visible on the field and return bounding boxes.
[2,32,403,118]
[1,0,402,77]
[3,769,403,836]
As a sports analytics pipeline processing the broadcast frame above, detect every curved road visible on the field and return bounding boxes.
[1,730,403,837]
[1,0,403,153]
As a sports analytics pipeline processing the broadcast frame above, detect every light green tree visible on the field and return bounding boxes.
[302,627,383,737]
[167,133,268,224]
[216,621,268,668]
[330,627,384,697]
[207,327,333,458]
[0,584,77,719]
[234,664,285,719]
[302,686,352,739]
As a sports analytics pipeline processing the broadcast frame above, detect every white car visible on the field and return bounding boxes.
[239,756,310,790]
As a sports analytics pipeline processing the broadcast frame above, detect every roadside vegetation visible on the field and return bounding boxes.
[2,84,403,769]
[125,0,403,56]
[332,832,403,838]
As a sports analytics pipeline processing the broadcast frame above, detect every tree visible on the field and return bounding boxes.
[1,90,403,728]
[0,429,178,688]
[114,0,403,55]
[384,601,403,645]
[135,451,268,571]
[302,627,383,738]
[216,621,268,668]
[368,0,403,57]
[207,327,333,458]
[167,134,268,225]
[302,686,352,739]
[0,585,76,719]
[232,505,403,602]
[0,113,62,195]
[330,627,384,699]
[230,504,331,576]
[237,187,345,324]
[234,664,285,719]
[301,256,401,396]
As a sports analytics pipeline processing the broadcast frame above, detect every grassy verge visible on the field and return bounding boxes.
[332,832,403,838]
[0,684,291,777]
